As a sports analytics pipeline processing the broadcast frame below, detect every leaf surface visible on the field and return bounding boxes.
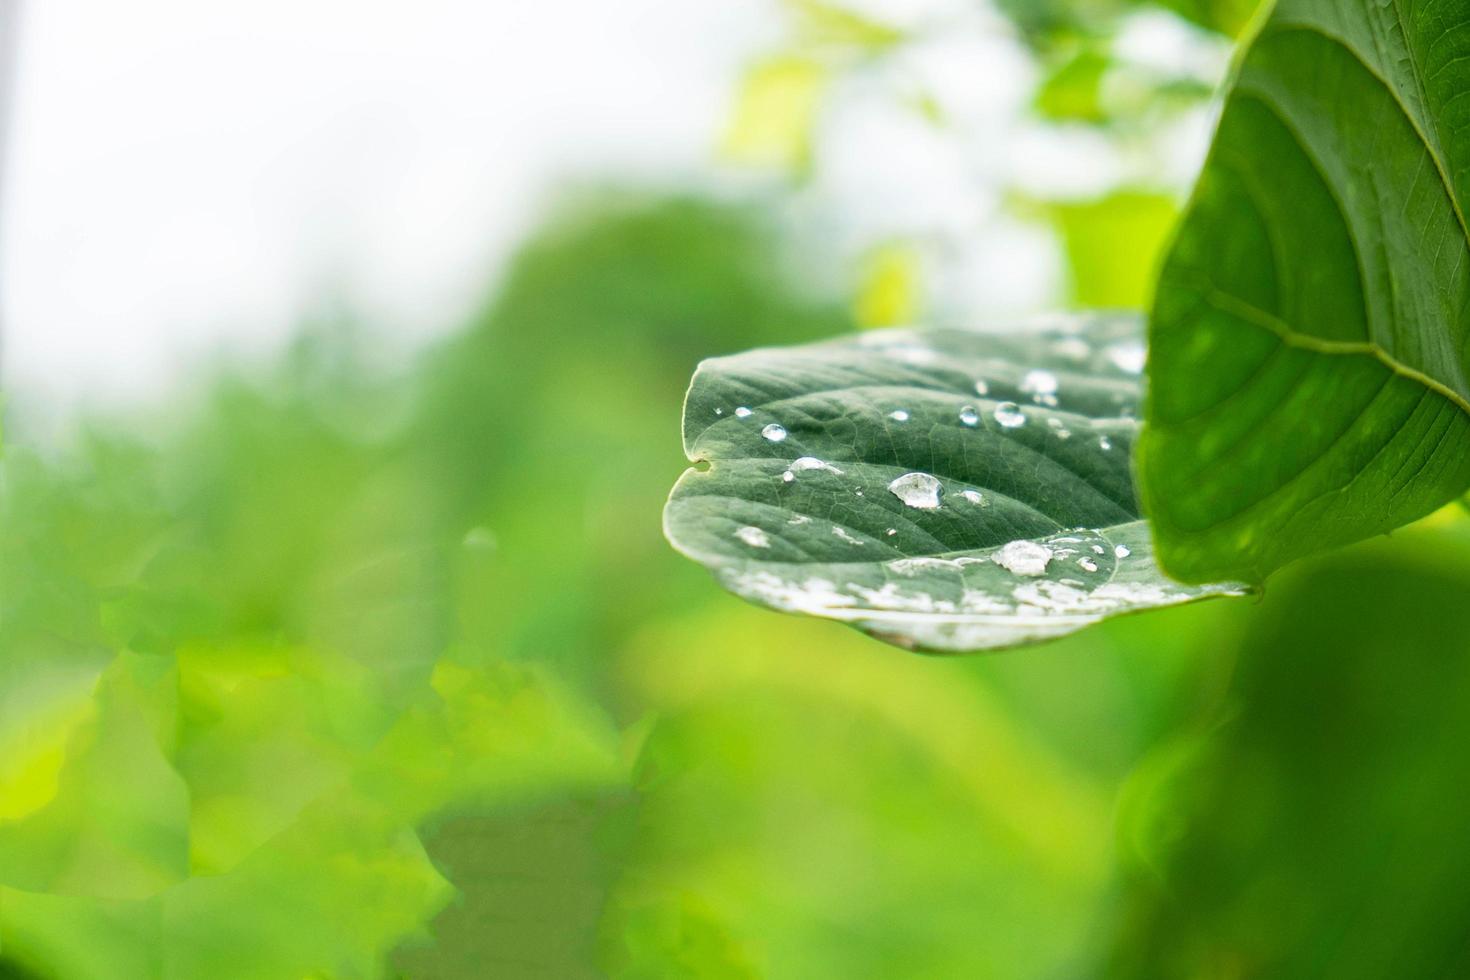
[1142,0,1470,582]
[665,314,1243,653]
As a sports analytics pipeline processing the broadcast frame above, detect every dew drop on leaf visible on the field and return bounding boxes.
[1114,544,1131,558]
[1107,341,1146,374]
[993,540,1052,577]
[889,409,910,422]
[994,402,1026,428]
[959,489,985,505]
[958,405,980,426]
[736,526,770,549]
[735,406,753,418]
[762,423,788,442]
[1020,369,1059,400]
[888,472,943,510]
[790,457,843,475]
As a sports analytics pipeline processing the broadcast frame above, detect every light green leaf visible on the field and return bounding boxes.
[1141,0,1470,583]
[664,314,1243,654]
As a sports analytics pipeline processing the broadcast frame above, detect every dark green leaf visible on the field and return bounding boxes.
[1141,0,1470,583]
[665,314,1243,653]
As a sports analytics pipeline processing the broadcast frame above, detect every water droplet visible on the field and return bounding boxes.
[714,407,724,416]
[1098,435,1113,451]
[1091,545,1105,555]
[886,528,898,537]
[1056,428,1072,440]
[959,405,980,426]
[889,410,910,422]
[974,380,990,396]
[888,472,943,510]
[1020,369,1059,401]
[736,526,770,549]
[788,514,811,525]
[781,470,796,483]
[959,489,986,506]
[1113,544,1131,558]
[1108,341,1146,375]
[735,406,753,418]
[832,526,864,545]
[994,402,1026,428]
[855,488,864,497]
[1077,557,1099,573]
[790,457,843,475]
[762,423,788,442]
[993,541,1053,577]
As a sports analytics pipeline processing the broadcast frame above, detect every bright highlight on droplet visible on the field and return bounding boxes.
[958,405,979,426]
[736,526,770,549]
[993,540,1052,577]
[1108,341,1146,374]
[994,402,1026,428]
[762,423,788,442]
[1020,369,1058,397]
[888,472,942,510]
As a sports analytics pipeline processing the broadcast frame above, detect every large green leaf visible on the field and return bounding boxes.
[1141,0,1470,583]
[664,314,1243,653]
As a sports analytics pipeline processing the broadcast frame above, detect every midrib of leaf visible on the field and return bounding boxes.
[1189,278,1470,419]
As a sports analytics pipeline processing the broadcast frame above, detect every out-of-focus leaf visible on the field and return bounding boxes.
[1040,190,1179,308]
[854,240,925,329]
[1157,0,1260,37]
[664,313,1243,653]
[392,791,636,979]
[786,0,904,52]
[1108,529,1470,976]
[1140,0,1470,583]
[997,0,1258,49]
[721,55,829,175]
[1035,48,1112,123]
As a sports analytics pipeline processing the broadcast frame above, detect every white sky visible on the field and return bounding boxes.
[0,0,771,410]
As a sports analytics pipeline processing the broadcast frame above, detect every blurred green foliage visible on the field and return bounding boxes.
[4,186,1470,978]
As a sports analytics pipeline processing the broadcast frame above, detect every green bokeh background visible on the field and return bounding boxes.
[4,191,1469,979]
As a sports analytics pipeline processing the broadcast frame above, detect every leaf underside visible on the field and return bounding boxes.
[1141,0,1470,584]
[665,314,1244,654]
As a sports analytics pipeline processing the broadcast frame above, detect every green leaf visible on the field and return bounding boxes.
[664,314,1244,653]
[1140,0,1470,583]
